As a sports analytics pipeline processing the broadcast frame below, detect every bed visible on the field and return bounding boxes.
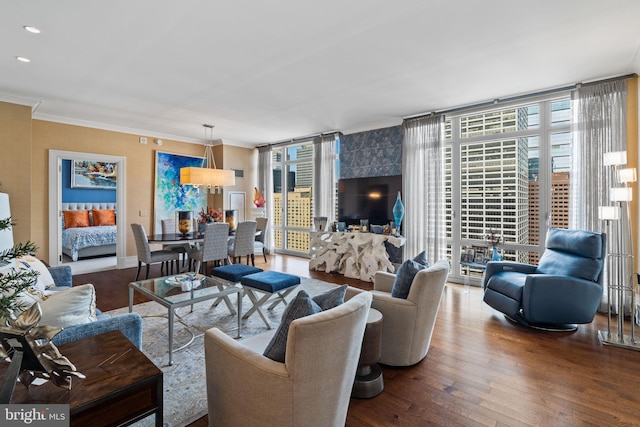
[61,202,117,261]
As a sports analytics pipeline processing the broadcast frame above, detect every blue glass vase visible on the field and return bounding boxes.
[392,191,405,235]
[492,246,502,261]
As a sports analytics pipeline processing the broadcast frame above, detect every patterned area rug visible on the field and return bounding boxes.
[106,277,337,427]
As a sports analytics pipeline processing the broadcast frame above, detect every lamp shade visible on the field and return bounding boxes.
[603,151,627,166]
[610,187,633,202]
[598,205,620,220]
[180,167,236,188]
[618,168,637,183]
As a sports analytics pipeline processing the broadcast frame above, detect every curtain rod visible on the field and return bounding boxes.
[403,73,637,121]
[257,130,340,149]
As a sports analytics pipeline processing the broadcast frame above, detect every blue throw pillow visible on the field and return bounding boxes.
[263,290,321,362]
[413,251,429,268]
[312,285,347,310]
[392,259,427,299]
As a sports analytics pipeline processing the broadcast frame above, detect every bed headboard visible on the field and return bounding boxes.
[61,202,117,211]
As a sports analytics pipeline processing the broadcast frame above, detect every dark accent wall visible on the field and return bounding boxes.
[339,125,402,179]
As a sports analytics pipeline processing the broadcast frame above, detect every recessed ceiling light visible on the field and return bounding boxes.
[23,26,41,34]
[16,56,31,63]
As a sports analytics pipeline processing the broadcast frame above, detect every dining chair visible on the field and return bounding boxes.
[161,218,192,268]
[228,221,257,265]
[254,217,268,262]
[188,222,230,275]
[131,223,180,280]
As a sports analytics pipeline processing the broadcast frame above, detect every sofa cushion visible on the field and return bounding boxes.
[39,284,98,328]
[16,255,56,291]
[392,252,429,299]
[312,284,347,311]
[263,290,321,362]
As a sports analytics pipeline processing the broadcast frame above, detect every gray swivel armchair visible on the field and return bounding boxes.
[483,228,606,331]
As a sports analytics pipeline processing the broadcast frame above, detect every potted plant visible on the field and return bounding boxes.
[0,217,38,320]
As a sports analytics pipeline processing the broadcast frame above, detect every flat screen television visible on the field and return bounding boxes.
[337,175,402,226]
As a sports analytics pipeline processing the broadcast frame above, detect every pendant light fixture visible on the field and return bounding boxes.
[180,124,235,193]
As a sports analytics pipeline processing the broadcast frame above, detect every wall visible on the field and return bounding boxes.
[0,102,32,245]
[61,159,117,203]
[0,102,254,261]
[340,125,402,179]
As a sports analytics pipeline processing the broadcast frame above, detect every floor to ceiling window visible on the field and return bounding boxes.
[445,95,572,284]
[272,141,314,255]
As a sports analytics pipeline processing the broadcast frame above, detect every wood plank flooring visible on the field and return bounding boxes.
[73,254,640,426]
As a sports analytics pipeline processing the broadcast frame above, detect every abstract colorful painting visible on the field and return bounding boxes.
[71,160,118,189]
[153,151,207,234]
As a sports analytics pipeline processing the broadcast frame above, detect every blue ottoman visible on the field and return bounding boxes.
[209,264,264,318]
[211,264,263,282]
[240,271,301,329]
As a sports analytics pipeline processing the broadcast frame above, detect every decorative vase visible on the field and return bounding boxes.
[177,211,193,235]
[492,246,502,261]
[392,192,404,235]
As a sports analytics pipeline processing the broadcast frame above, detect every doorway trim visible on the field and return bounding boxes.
[48,150,127,269]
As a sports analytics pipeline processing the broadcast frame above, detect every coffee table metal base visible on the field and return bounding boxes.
[129,275,243,365]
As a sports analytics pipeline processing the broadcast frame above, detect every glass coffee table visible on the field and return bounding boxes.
[129,273,243,365]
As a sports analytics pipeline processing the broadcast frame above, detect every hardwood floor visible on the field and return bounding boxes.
[74,255,640,426]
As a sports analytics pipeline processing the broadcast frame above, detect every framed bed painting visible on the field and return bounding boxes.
[153,151,207,234]
[71,160,118,189]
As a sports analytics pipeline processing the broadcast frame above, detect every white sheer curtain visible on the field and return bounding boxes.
[313,133,338,223]
[402,115,446,262]
[258,145,274,254]
[570,79,628,311]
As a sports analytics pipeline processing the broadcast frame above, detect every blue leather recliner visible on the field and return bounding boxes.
[482,228,606,330]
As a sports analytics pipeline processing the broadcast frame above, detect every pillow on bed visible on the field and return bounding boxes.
[63,210,90,228]
[92,209,116,226]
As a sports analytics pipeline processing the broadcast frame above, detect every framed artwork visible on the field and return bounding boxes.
[153,151,207,234]
[71,160,117,189]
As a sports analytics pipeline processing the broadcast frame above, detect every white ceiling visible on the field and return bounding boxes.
[2,0,640,147]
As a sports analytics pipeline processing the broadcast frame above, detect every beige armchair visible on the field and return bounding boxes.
[349,259,449,366]
[204,291,372,427]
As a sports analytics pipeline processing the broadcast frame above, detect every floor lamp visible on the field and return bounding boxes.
[598,150,640,350]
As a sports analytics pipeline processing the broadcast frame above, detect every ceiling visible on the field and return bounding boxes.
[2,1,640,147]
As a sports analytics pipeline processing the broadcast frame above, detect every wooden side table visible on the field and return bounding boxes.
[352,308,384,398]
[0,330,163,427]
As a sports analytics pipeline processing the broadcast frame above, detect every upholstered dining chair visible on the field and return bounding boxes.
[131,223,180,280]
[204,291,372,427]
[254,217,268,262]
[161,218,191,268]
[187,222,229,274]
[483,228,606,331]
[228,220,257,265]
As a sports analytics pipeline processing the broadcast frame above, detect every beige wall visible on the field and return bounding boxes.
[0,100,256,264]
[0,102,32,245]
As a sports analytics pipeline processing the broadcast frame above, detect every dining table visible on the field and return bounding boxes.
[147,232,205,245]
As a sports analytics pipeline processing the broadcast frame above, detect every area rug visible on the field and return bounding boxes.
[106,277,337,427]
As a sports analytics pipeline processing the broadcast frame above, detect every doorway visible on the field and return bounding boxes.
[48,150,127,272]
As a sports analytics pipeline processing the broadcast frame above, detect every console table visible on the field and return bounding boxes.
[309,232,406,282]
[0,331,163,427]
